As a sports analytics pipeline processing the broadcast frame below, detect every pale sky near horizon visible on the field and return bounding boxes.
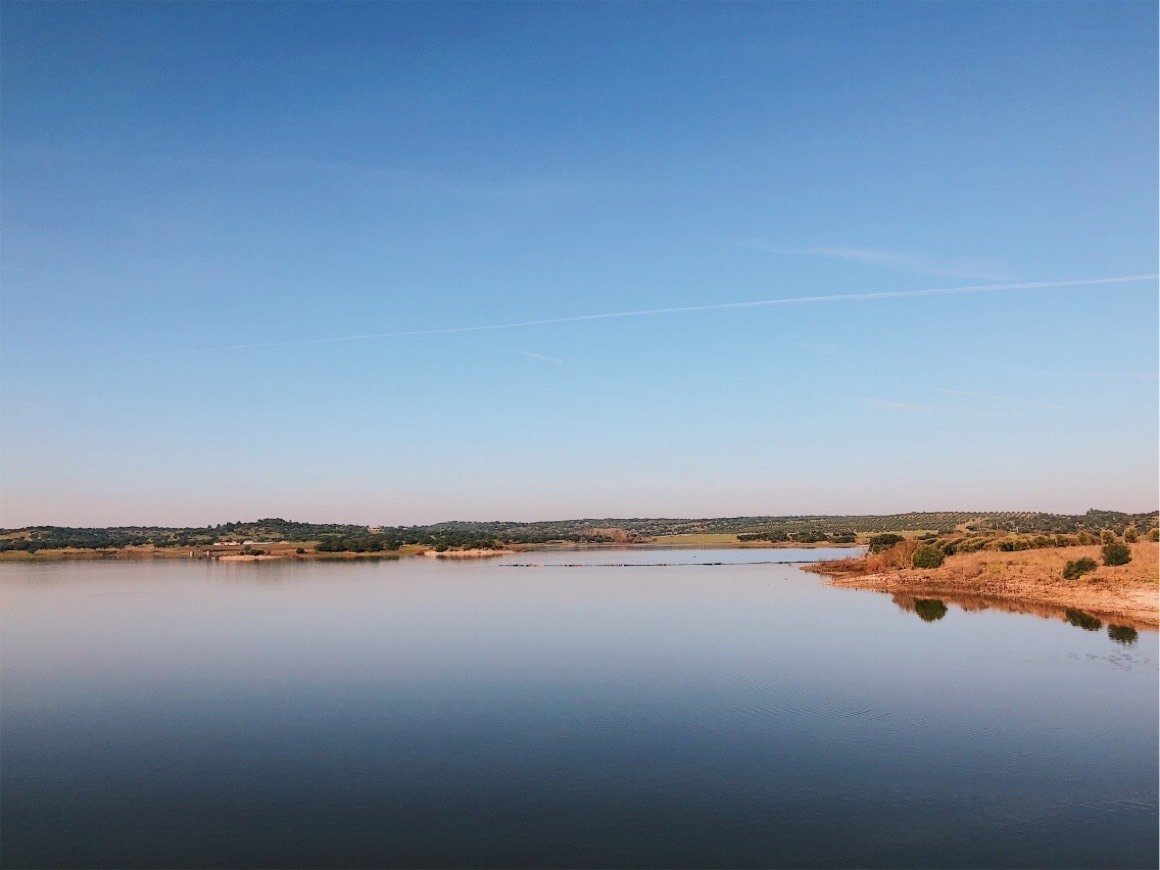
[2,2,1157,528]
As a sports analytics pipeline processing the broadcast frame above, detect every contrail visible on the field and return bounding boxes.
[169,274,1156,355]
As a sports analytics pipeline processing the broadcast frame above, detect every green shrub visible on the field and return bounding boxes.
[1150,528,1159,542]
[1101,541,1131,567]
[1123,525,1138,543]
[1062,557,1097,580]
[912,545,945,569]
[1100,529,1116,545]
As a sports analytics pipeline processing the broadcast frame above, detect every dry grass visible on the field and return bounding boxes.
[649,533,741,546]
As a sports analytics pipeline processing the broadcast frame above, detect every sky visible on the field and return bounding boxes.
[1,2,1157,527]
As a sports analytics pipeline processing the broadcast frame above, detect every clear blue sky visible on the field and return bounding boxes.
[2,2,1156,527]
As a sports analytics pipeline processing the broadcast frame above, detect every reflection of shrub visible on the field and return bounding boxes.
[912,545,944,569]
[914,599,948,622]
[1065,609,1102,631]
[1108,625,1138,645]
[1101,541,1131,566]
[1062,557,1097,580]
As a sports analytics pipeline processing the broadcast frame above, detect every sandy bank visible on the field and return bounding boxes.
[422,548,513,558]
[811,542,1158,630]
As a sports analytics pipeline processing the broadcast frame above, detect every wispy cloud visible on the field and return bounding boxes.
[164,274,1157,355]
[937,388,1064,411]
[759,244,1011,282]
[514,350,564,367]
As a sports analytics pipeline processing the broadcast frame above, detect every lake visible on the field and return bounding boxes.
[2,550,1156,869]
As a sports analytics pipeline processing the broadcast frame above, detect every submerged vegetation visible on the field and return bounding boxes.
[1,509,1156,555]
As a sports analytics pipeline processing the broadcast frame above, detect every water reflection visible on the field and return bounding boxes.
[884,588,1152,639]
[1108,624,1139,645]
[1,556,1156,870]
[1065,609,1103,631]
[891,594,949,622]
[914,598,948,622]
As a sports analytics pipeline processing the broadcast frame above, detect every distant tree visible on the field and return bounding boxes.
[912,545,945,569]
[1101,541,1131,567]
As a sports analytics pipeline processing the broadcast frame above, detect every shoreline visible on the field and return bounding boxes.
[0,539,862,561]
[809,542,1159,630]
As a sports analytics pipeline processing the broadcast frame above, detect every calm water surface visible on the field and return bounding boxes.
[2,550,1156,868]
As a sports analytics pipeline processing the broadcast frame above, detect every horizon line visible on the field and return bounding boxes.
[5,506,1158,531]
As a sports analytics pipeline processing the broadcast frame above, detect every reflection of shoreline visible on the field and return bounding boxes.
[890,591,1140,643]
[876,584,1156,632]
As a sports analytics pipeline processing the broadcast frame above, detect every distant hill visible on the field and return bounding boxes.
[2,510,1156,553]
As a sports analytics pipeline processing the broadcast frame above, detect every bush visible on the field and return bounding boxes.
[1123,525,1138,543]
[1062,557,1097,580]
[1100,529,1116,545]
[1151,528,1159,542]
[295,547,306,555]
[1101,541,1131,567]
[912,545,945,569]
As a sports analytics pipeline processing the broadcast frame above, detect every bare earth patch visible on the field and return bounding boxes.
[810,542,1159,630]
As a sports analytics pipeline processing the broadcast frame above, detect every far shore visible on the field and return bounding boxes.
[0,537,862,562]
[808,542,1159,631]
